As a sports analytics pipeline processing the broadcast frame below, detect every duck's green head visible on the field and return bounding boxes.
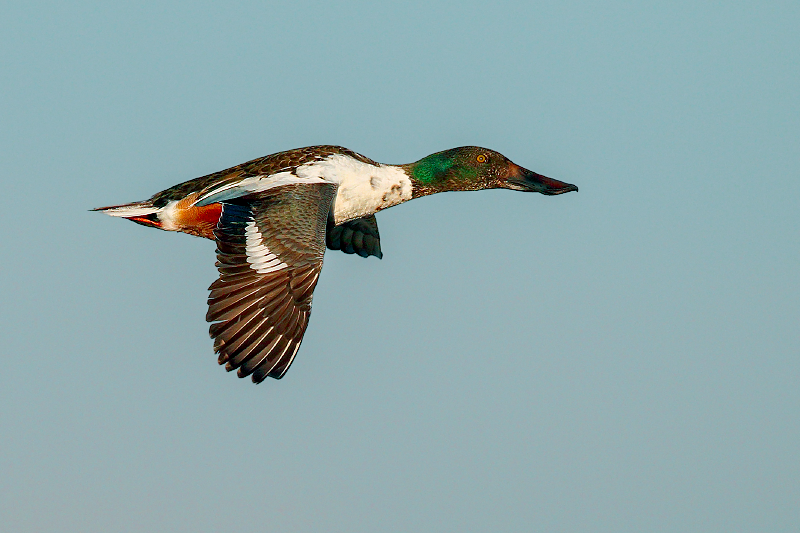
[405,146,578,198]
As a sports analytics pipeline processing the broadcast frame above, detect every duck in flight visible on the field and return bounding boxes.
[95,145,578,383]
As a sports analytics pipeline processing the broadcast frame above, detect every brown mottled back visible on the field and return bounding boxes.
[151,145,378,207]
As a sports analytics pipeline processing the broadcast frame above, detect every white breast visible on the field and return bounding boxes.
[296,154,412,224]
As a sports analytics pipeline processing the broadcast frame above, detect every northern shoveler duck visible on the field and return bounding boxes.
[95,145,577,383]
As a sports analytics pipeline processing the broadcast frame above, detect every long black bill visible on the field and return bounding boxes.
[505,165,578,195]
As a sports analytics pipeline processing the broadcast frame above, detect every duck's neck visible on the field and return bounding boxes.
[401,152,470,198]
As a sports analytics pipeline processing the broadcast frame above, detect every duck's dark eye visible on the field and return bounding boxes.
[476,154,487,163]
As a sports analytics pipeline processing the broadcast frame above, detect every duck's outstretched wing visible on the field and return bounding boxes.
[207,182,337,383]
[326,214,383,259]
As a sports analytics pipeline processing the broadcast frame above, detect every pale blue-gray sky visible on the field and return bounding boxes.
[2,1,798,531]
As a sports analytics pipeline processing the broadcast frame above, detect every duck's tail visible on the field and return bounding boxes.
[92,201,162,229]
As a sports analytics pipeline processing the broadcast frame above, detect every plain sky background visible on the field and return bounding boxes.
[2,1,798,531]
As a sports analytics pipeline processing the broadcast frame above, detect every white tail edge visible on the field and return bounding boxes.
[93,202,159,218]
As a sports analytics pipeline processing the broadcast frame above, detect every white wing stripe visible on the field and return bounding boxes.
[244,221,288,274]
[247,255,282,266]
[196,172,330,206]
[247,252,281,263]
